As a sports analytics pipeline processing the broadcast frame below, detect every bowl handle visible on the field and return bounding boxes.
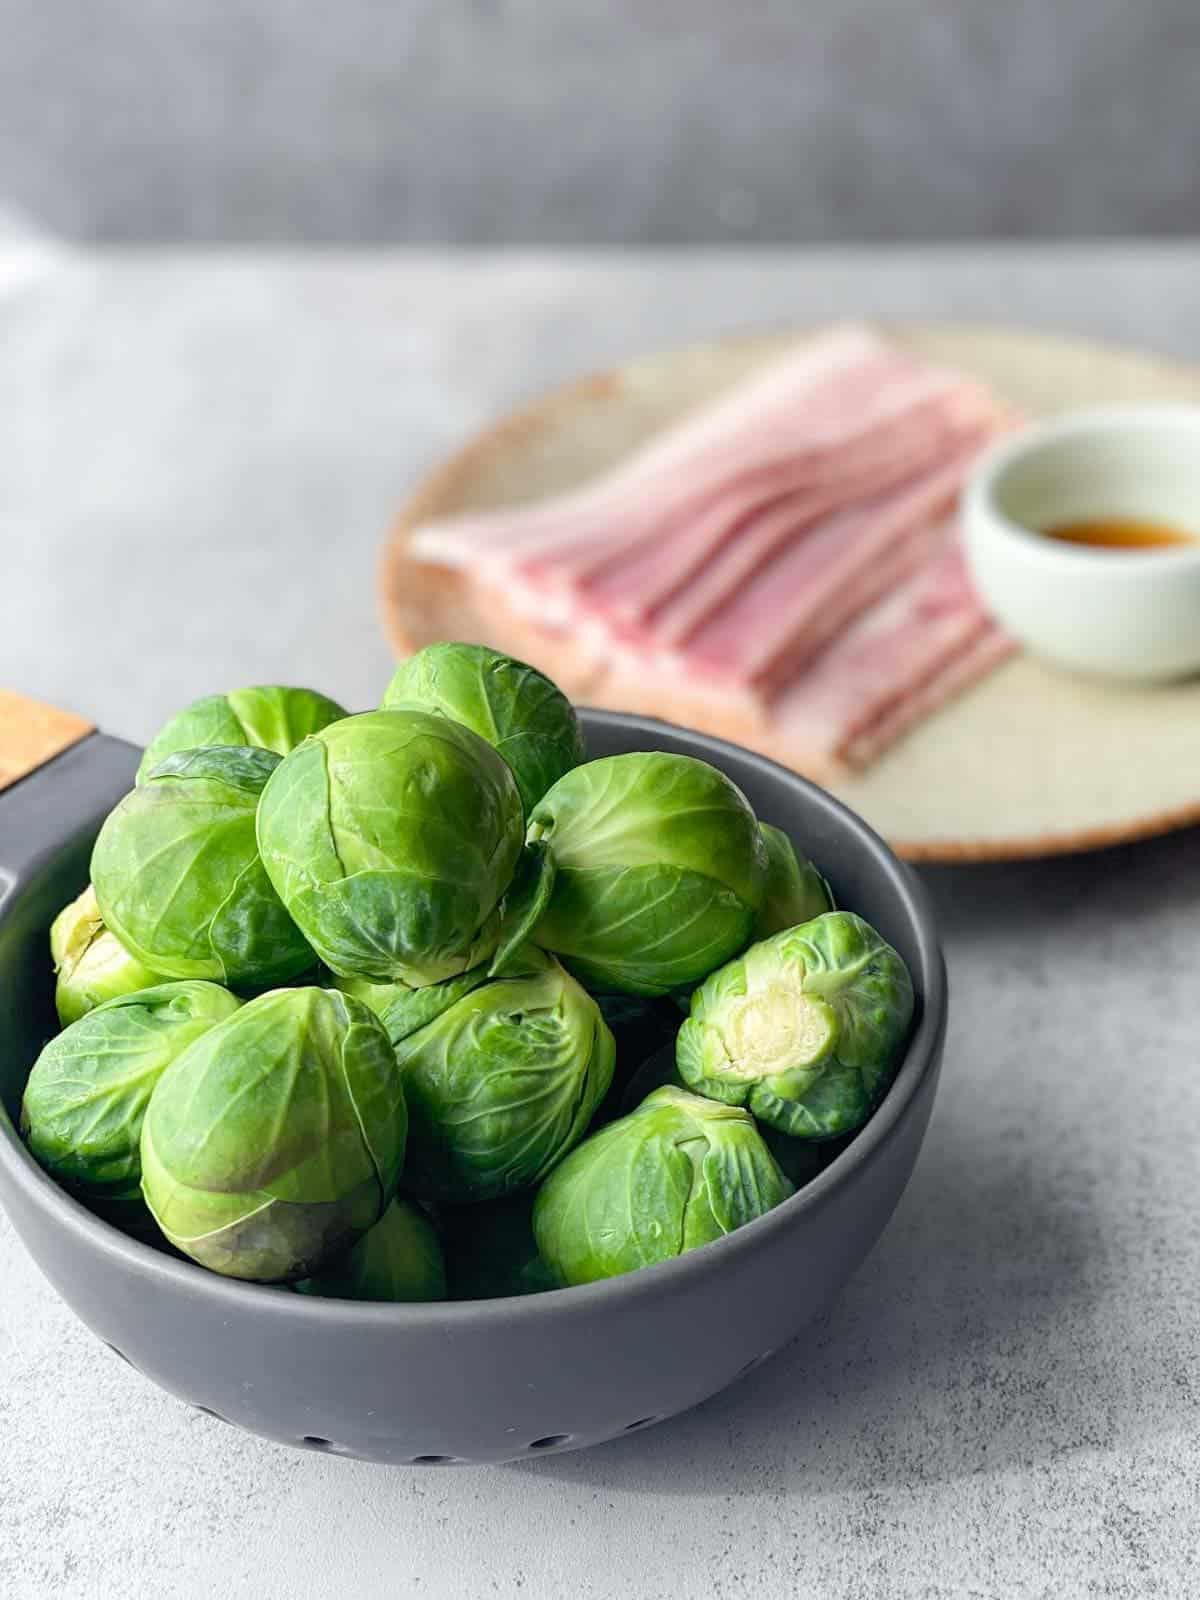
[0,693,138,884]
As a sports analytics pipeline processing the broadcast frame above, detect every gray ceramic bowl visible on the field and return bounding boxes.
[0,710,946,1466]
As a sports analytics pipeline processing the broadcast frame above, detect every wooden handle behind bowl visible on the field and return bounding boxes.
[0,691,94,794]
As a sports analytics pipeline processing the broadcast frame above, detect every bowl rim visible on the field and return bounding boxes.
[963,403,1200,576]
[0,709,947,1328]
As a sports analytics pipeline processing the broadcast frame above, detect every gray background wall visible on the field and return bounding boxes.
[2,0,1199,244]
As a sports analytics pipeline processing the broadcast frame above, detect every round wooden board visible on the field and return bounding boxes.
[380,322,1200,861]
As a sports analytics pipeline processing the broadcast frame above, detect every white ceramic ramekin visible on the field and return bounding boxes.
[962,407,1200,681]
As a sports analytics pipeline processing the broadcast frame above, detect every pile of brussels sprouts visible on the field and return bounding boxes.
[21,644,914,1302]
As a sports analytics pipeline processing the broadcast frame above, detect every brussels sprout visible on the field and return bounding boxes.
[22,981,241,1226]
[753,823,834,940]
[442,1192,557,1300]
[295,1199,445,1302]
[519,753,767,997]
[141,987,407,1281]
[91,746,313,989]
[382,642,584,815]
[50,884,169,1026]
[533,1085,792,1286]
[676,912,914,1140]
[256,709,523,986]
[341,945,613,1204]
[138,685,346,782]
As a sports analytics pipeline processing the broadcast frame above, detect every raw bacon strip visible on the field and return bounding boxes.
[408,325,892,572]
[639,394,997,644]
[413,328,1005,596]
[675,442,986,692]
[768,539,991,765]
[516,362,998,609]
[842,626,1015,769]
[569,482,798,625]
[483,363,982,632]
[408,328,890,575]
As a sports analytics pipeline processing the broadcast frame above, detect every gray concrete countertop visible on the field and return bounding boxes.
[3,245,1200,1599]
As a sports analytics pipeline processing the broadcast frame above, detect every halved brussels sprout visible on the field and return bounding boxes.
[140,987,407,1282]
[22,981,241,1227]
[442,1192,557,1300]
[382,642,583,814]
[91,746,313,988]
[50,884,169,1026]
[295,1199,445,1302]
[517,752,767,997]
[676,912,914,1140]
[256,709,523,986]
[753,822,834,940]
[138,685,346,782]
[339,946,613,1204]
[533,1085,792,1286]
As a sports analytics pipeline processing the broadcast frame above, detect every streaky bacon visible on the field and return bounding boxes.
[566,390,983,632]
[407,325,894,573]
[514,369,1003,631]
[638,389,998,645]
[768,537,1000,766]
[840,625,1014,768]
[672,440,989,692]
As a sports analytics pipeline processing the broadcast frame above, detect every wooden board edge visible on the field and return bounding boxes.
[0,691,95,794]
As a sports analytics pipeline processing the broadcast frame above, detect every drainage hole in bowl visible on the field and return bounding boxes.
[103,1342,133,1369]
[623,1416,661,1432]
[527,1434,572,1451]
[193,1405,228,1425]
[409,1454,460,1466]
[737,1349,775,1377]
[299,1435,338,1452]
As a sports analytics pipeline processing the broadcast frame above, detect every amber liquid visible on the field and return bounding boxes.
[1043,517,1197,551]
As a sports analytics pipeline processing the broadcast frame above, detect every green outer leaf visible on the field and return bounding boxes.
[50,884,96,969]
[527,753,766,996]
[21,981,241,1210]
[137,685,346,781]
[91,746,313,987]
[50,884,169,1026]
[752,823,834,940]
[676,911,914,1140]
[392,951,615,1204]
[335,945,545,1047]
[381,642,583,814]
[533,1085,792,1286]
[535,862,757,997]
[255,709,524,985]
[295,1199,446,1302]
[141,1133,383,1282]
[489,841,556,976]
[140,987,407,1281]
[224,686,347,755]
